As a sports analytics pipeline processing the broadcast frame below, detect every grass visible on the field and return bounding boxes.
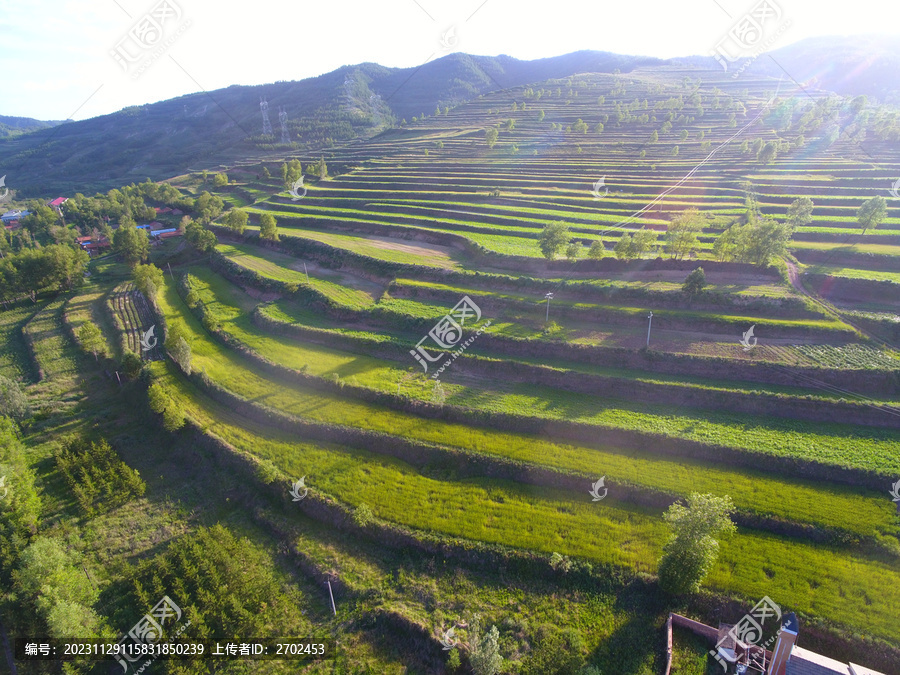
[169,269,900,540]
[215,242,380,308]
[151,356,900,644]
[0,301,41,382]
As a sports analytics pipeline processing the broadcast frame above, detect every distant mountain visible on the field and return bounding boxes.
[0,115,68,138]
[674,35,900,103]
[1,37,897,195]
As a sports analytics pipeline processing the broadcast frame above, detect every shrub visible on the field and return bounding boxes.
[468,614,502,675]
[0,376,31,421]
[353,503,375,527]
[682,267,706,295]
[120,351,143,379]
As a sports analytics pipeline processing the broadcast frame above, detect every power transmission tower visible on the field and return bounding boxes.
[279,106,289,144]
[260,97,273,136]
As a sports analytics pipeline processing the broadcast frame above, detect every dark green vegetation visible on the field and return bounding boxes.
[1,54,899,675]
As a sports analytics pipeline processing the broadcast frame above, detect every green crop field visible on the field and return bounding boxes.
[4,49,900,675]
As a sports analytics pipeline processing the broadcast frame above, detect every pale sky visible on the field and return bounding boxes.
[0,0,895,121]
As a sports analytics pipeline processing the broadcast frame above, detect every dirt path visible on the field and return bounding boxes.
[787,260,893,350]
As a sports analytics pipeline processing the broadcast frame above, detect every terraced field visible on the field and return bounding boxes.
[6,64,899,674]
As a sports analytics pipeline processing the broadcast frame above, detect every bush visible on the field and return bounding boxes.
[468,614,503,675]
[120,351,143,379]
[682,267,706,295]
[353,503,375,527]
[0,376,31,421]
[54,436,146,516]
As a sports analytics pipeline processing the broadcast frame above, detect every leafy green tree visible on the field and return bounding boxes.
[148,382,186,431]
[213,172,228,187]
[20,203,58,238]
[0,376,31,421]
[682,267,706,295]
[0,417,40,581]
[13,537,103,639]
[565,241,581,260]
[537,109,545,122]
[193,191,224,224]
[573,118,588,134]
[185,220,217,252]
[614,233,636,260]
[112,219,150,266]
[77,322,106,361]
[120,351,143,379]
[283,159,303,189]
[787,197,814,230]
[262,166,271,179]
[665,209,703,260]
[658,493,736,595]
[857,195,887,234]
[538,221,571,259]
[485,127,499,148]
[468,614,502,675]
[649,130,658,143]
[223,208,248,234]
[587,240,606,259]
[165,324,192,375]
[133,263,164,300]
[259,213,279,241]
[757,140,777,163]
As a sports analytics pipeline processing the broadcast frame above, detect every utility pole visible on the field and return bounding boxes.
[646,311,653,348]
[304,262,310,285]
[326,580,336,615]
[545,292,554,322]
[167,262,174,281]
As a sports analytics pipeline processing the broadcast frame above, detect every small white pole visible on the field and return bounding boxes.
[326,580,336,615]
[304,262,310,285]
[545,292,553,321]
[167,262,175,281]
[646,311,653,348]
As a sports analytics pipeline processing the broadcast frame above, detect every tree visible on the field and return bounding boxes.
[120,351,143,379]
[757,141,777,163]
[468,614,502,675]
[485,127,499,148]
[573,118,588,134]
[165,324,192,375]
[112,220,150,266]
[194,191,224,224]
[283,159,302,189]
[185,220,217,252]
[133,263,164,300]
[262,166,271,179]
[682,267,706,295]
[538,221,571,259]
[614,234,636,260]
[537,110,545,122]
[148,382,186,431]
[857,196,887,234]
[665,209,703,260]
[658,493,735,595]
[77,322,106,361]
[786,197,814,230]
[223,208,248,234]
[565,241,581,260]
[213,172,228,187]
[633,229,657,257]
[649,130,658,143]
[0,376,31,421]
[259,213,279,241]
[587,240,606,259]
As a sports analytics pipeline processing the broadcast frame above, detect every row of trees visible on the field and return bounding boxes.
[537,194,886,265]
[222,209,279,240]
[0,244,89,303]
